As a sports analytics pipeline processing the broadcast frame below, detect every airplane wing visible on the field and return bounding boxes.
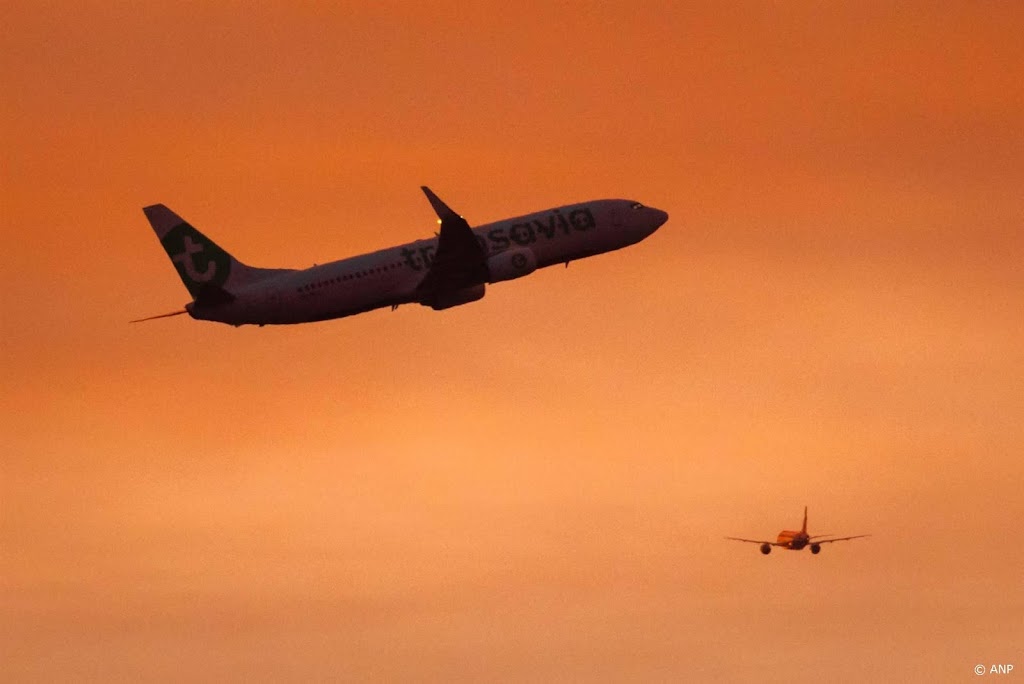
[724,537,788,546]
[414,187,488,301]
[810,534,870,544]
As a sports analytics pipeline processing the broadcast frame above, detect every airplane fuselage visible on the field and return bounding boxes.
[727,507,866,555]
[186,199,665,326]
[776,530,811,550]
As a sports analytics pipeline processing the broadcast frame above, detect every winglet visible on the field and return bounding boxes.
[414,186,488,306]
[421,186,461,222]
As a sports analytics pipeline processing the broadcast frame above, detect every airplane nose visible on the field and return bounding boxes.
[651,208,669,229]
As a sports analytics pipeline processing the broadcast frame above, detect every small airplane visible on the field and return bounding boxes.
[134,187,668,326]
[726,507,868,555]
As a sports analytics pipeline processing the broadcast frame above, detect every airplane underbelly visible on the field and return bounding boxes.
[303,280,415,323]
[534,230,607,267]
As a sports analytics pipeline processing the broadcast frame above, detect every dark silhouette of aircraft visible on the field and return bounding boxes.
[726,507,868,555]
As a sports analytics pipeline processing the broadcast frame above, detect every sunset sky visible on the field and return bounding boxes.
[3,2,1022,681]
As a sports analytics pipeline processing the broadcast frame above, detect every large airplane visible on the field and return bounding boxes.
[134,187,668,326]
[726,507,868,555]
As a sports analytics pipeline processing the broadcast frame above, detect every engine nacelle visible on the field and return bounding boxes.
[810,543,821,554]
[486,248,538,283]
[424,283,486,310]
[760,543,772,555]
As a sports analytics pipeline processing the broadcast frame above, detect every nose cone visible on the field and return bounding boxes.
[639,206,668,239]
[620,201,669,243]
[651,208,669,229]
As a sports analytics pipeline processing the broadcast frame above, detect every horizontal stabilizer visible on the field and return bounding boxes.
[131,309,188,323]
[194,282,235,306]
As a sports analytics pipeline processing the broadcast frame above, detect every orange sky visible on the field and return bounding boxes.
[3,2,1023,681]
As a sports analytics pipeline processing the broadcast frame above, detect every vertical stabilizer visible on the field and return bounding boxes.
[801,506,808,534]
[142,204,280,298]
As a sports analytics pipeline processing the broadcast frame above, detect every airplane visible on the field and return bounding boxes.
[726,507,868,555]
[134,187,668,326]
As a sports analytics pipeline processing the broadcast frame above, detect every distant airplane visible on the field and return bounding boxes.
[726,507,868,555]
[134,187,668,326]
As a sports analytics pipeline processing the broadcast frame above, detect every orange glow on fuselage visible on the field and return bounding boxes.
[777,530,810,550]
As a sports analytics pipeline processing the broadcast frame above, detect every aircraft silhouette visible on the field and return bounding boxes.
[726,507,868,555]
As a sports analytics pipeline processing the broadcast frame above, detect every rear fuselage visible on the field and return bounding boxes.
[776,530,811,550]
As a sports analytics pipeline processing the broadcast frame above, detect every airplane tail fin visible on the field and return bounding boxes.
[801,506,808,535]
[142,204,278,299]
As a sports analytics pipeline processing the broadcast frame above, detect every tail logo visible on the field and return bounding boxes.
[160,222,231,296]
[172,235,217,282]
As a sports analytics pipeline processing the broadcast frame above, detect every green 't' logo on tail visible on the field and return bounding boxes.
[160,222,232,298]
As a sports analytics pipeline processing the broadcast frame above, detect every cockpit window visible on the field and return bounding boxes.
[630,202,644,210]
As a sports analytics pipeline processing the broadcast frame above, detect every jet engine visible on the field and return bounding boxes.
[760,543,771,555]
[487,247,537,283]
[424,283,486,310]
[810,543,821,554]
